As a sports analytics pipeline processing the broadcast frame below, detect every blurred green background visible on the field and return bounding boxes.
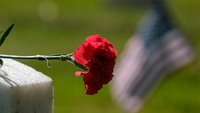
[0,0,199,113]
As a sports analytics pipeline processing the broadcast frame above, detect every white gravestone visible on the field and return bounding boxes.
[0,59,53,113]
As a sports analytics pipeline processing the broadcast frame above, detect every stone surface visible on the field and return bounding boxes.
[0,59,53,113]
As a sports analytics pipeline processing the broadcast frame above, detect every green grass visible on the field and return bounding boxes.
[0,0,199,113]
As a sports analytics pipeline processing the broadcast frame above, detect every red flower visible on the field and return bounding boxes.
[73,34,117,95]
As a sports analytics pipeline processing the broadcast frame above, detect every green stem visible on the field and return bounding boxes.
[0,54,71,60]
[0,54,87,70]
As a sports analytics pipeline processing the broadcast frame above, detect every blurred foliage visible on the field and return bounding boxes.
[0,0,199,113]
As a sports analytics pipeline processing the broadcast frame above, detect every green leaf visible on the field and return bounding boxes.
[0,24,15,46]
[0,59,3,67]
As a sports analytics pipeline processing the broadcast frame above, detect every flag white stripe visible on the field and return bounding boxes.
[128,30,192,97]
[111,30,195,112]
[112,37,147,102]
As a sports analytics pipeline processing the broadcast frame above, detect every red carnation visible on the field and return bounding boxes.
[73,34,117,95]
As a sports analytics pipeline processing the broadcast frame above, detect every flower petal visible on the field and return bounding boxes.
[73,34,117,95]
[75,71,87,77]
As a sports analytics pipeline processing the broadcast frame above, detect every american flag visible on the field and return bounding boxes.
[111,4,195,113]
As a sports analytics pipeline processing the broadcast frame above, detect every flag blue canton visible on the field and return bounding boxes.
[138,5,172,48]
